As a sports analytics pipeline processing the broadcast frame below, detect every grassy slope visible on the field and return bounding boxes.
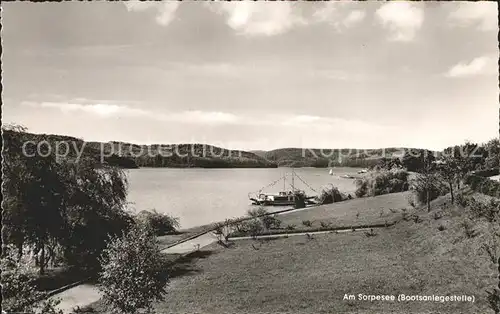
[87,191,497,314]
[277,191,411,229]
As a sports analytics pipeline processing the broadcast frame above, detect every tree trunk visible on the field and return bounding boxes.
[39,243,46,275]
[497,256,500,290]
[449,181,455,204]
[427,189,431,212]
[17,242,23,261]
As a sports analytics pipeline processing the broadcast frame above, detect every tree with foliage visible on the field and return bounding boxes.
[59,157,134,270]
[136,209,180,236]
[374,157,403,171]
[2,128,68,274]
[246,207,280,229]
[485,138,500,169]
[402,149,436,172]
[2,126,133,274]
[436,157,460,205]
[410,159,444,212]
[98,225,168,314]
[355,170,409,197]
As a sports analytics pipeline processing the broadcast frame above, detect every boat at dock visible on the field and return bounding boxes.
[250,190,313,206]
[248,170,317,207]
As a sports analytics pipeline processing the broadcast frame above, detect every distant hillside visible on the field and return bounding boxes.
[249,150,267,159]
[3,130,139,169]
[85,141,277,168]
[262,147,426,168]
[3,130,277,169]
[4,129,436,169]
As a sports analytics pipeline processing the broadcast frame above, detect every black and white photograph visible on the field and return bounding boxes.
[1,1,499,313]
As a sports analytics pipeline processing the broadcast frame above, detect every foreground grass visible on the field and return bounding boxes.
[86,191,497,314]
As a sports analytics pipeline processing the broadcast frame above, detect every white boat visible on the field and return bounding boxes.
[357,169,368,174]
[329,168,334,175]
[340,174,356,179]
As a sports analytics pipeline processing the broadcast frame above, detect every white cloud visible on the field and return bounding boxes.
[207,2,365,36]
[28,102,149,117]
[342,10,366,28]
[208,1,306,36]
[375,2,424,42]
[312,3,365,30]
[282,115,322,126]
[312,2,339,24]
[168,111,240,124]
[22,101,241,125]
[448,2,497,31]
[124,1,179,26]
[445,56,496,78]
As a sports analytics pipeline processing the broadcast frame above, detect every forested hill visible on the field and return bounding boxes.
[3,130,277,169]
[4,129,447,169]
[85,141,277,168]
[261,147,429,168]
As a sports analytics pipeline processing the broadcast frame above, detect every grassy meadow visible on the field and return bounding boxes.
[84,189,498,313]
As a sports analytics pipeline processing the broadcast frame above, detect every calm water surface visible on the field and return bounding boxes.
[126,167,360,229]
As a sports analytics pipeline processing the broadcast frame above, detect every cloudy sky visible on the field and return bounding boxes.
[2,1,498,150]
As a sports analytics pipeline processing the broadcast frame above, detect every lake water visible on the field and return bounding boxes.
[125,167,361,229]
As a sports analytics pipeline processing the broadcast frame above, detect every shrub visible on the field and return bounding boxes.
[482,242,499,264]
[136,210,180,236]
[261,215,281,230]
[402,212,409,221]
[213,221,231,242]
[467,198,500,222]
[456,193,469,207]
[437,225,446,231]
[355,179,369,198]
[247,220,264,239]
[461,220,477,238]
[406,194,417,209]
[247,208,281,230]
[247,207,268,218]
[286,224,296,230]
[355,170,410,197]
[302,220,313,227]
[98,224,168,314]
[320,221,332,229]
[410,175,448,208]
[487,257,500,314]
[465,174,500,198]
[487,289,500,314]
[317,185,347,204]
[364,229,377,237]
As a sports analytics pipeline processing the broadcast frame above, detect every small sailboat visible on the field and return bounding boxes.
[329,168,334,175]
